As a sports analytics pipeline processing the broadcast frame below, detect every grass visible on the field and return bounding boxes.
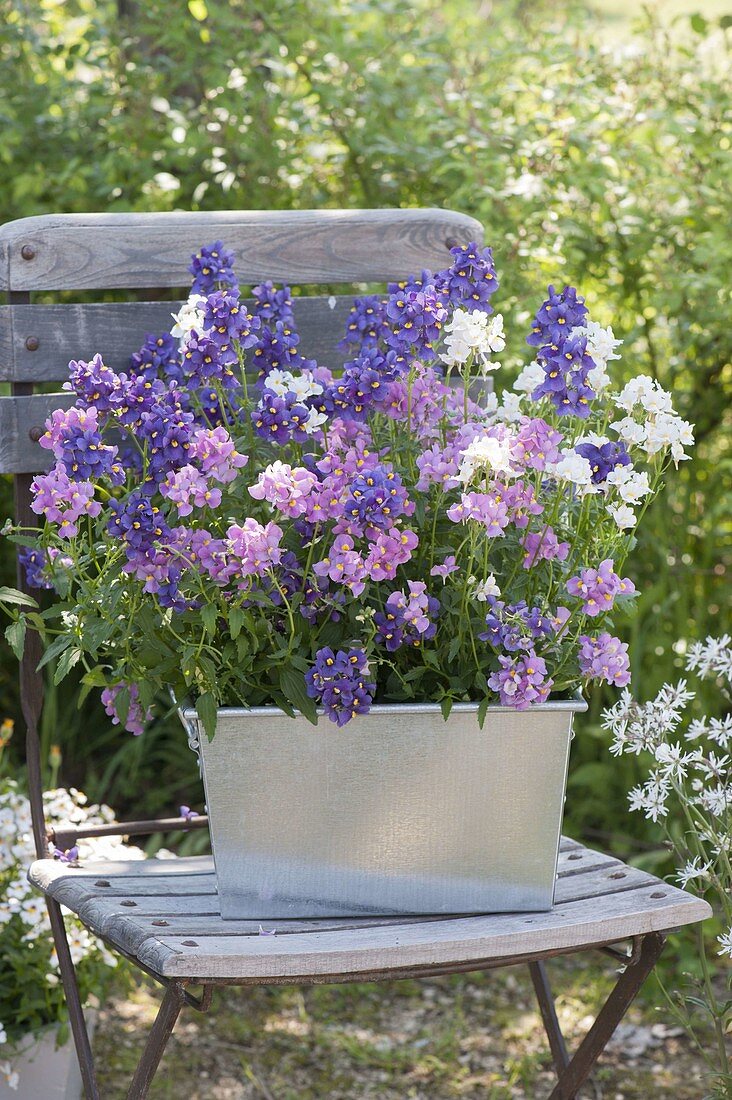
[94,954,717,1098]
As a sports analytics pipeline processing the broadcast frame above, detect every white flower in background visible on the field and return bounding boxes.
[615,375,671,414]
[513,360,545,394]
[605,464,651,504]
[717,928,732,958]
[628,777,670,822]
[0,1026,5,1045]
[572,321,623,368]
[265,369,323,402]
[458,434,514,483]
[644,412,694,465]
[547,451,597,494]
[495,392,524,423]
[469,574,501,601]
[654,742,694,780]
[0,1061,18,1091]
[587,362,611,393]
[685,635,732,680]
[677,857,712,889]
[505,171,543,199]
[441,309,505,373]
[611,416,647,447]
[170,294,207,345]
[302,407,328,435]
[607,502,637,530]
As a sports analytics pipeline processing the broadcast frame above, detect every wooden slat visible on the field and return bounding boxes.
[0,209,483,292]
[138,887,711,980]
[0,295,358,382]
[0,392,73,474]
[28,843,712,982]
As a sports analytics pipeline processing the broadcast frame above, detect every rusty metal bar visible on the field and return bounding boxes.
[548,932,667,1100]
[50,814,209,850]
[529,961,569,1076]
[126,982,187,1100]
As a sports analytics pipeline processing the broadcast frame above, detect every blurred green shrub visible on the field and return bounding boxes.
[0,0,729,848]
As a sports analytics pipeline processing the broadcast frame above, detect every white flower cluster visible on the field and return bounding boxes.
[612,375,694,467]
[262,369,328,436]
[0,783,153,1081]
[457,434,514,484]
[546,450,597,496]
[602,636,732,960]
[441,309,506,374]
[574,320,622,393]
[170,293,207,347]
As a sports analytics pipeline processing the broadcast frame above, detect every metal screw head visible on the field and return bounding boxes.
[151,919,169,927]
[120,899,137,907]
[28,426,44,442]
[25,335,39,351]
[94,880,111,888]
[20,244,35,261]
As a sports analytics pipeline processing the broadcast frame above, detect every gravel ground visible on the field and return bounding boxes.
[93,953,716,1098]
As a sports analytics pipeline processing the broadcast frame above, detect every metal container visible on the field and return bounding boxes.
[181,700,586,920]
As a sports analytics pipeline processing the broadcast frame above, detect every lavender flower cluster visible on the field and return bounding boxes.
[12,237,694,731]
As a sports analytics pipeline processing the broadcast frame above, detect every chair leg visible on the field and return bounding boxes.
[47,896,100,1100]
[529,960,569,1075]
[126,982,187,1100]
[548,932,667,1100]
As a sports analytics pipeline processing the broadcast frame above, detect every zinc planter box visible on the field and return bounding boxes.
[0,1014,96,1100]
[182,700,586,920]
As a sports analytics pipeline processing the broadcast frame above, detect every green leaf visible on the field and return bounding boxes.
[188,0,208,19]
[690,12,708,33]
[201,604,217,638]
[477,696,490,730]
[196,692,218,740]
[37,634,73,670]
[440,696,453,722]
[5,618,26,660]
[279,665,318,725]
[0,586,38,608]
[721,14,732,29]
[229,606,246,640]
[54,647,82,685]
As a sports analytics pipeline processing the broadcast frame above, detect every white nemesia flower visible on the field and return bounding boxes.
[469,574,501,601]
[441,309,505,373]
[615,375,673,415]
[303,407,328,435]
[170,294,207,344]
[644,412,694,465]
[677,857,712,889]
[264,370,323,402]
[611,417,647,447]
[0,1026,5,1045]
[495,393,523,423]
[607,503,637,530]
[0,1061,18,1091]
[458,435,515,483]
[513,360,545,394]
[571,321,622,369]
[717,928,732,958]
[547,452,597,494]
[605,465,651,504]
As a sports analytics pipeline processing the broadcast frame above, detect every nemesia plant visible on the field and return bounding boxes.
[0,240,695,737]
[0,724,139,1090]
[602,637,732,1097]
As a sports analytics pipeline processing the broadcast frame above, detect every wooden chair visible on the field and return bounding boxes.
[0,209,711,1100]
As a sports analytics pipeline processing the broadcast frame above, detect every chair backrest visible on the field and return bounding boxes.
[0,208,482,474]
[0,206,483,853]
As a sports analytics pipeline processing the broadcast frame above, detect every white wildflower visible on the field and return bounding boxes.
[628,777,671,822]
[571,321,623,369]
[611,416,647,447]
[686,635,732,679]
[0,1026,5,1045]
[605,464,651,505]
[717,928,732,958]
[547,452,597,494]
[495,392,524,423]
[469,574,501,601]
[677,857,712,889]
[302,407,328,435]
[614,375,659,412]
[654,742,694,780]
[170,294,207,344]
[0,1061,18,1091]
[265,369,323,402]
[644,412,694,465]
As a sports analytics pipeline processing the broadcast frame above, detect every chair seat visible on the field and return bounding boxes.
[29,838,710,983]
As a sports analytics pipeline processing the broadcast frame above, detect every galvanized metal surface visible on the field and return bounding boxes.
[183,701,586,920]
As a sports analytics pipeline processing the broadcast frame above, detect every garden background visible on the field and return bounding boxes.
[0,0,730,1096]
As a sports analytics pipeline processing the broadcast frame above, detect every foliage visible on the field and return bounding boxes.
[602,637,732,1098]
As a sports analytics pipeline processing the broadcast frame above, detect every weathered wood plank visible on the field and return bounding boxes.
[138,887,711,980]
[0,209,483,292]
[0,393,71,474]
[0,295,359,382]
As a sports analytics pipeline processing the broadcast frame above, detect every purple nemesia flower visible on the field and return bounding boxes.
[189,427,247,483]
[227,519,284,578]
[526,285,588,347]
[578,633,631,686]
[179,805,198,822]
[502,480,544,529]
[129,334,183,383]
[439,242,499,313]
[160,465,222,516]
[416,444,460,492]
[250,319,302,378]
[18,546,54,589]
[340,467,412,536]
[567,559,636,617]
[53,845,79,864]
[313,535,367,596]
[430,555,459,581]
[31,463,101,538]
[522,526,570,569]
[339,294,391,348]
[575,440,631,484]
[249,462,318,517]
[180,330,237,386]
[65,354,124,413]
[488,651,553,709]
[446,491,510,537]
[108,491,169,550]
[363,526,418,580]
[375,581,440,651]
[203,290,260,350]
[329,349,395,420]
[513,417,563,471]
[385,283,448,359]
[251,389,312,445]
[251,281,295,325]
[138,392,196,480]
[189,241,237,294]
[305,647,375,726]
[39,405,119,481]
[101,682,152,736]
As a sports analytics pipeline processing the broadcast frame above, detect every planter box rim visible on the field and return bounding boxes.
[181,697,587,722]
